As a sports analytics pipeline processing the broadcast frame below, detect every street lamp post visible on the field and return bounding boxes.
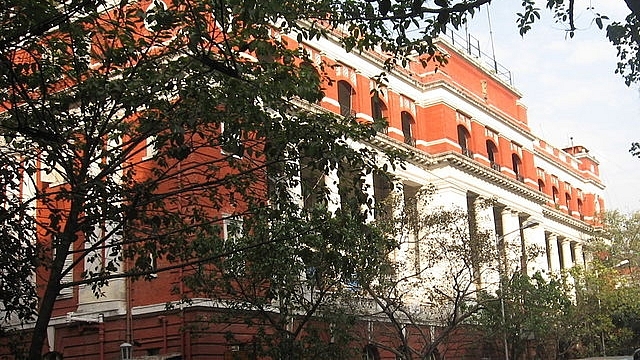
[496,220,539,360]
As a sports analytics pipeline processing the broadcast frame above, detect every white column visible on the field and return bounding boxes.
[393,180,408,266]
[326,168,340,214]
[420,186,471,298]
[474,197,497,290]
[560,238,573,270]
[574,242,585,268]
[501,208,521,276]
[291,157,304,209]
[547,233,561,276]
[363,172,375,223]
[523,219,546,276]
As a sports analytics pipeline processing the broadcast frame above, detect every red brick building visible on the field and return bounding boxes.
[1,3,604,359]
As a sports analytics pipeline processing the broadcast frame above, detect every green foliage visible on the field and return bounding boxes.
[475,210,640,359]
[4,0,639,357]
[2,0,500,357]
[476,272,574,359]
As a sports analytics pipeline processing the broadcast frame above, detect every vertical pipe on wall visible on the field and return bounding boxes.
[99,313,105,360]
[159,316,168,354]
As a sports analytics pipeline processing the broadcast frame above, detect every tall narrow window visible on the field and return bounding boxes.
[512,154,523,182]
[370,94,388,133]
[552,187,559,204]
[56,242,74,297]
[338,159,365,213]
[373,171,393,221]
[401,111,415,146]
[565,193,572,211]
[538,179,545,193]
[220,122,244,158]
[222,214,245,272]
[300,157,326,210]
[457,125,472,157]
[338,80,354,117]
[577,199,584,219]
[487,140,499,170]
[223,216,243,242]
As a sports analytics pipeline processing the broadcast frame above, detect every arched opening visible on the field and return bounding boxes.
[144,0,168,31]
[401,111,415,146]
[457,125,472,157]
[338,80,354,117]
[512,153,523,182]
[371,93,388,133]
[299,62,323,103]
[565,193,572,212]
[577,199,584,219]
[538,179,545,193]
[486,140,499,170]
[552,186,559,204]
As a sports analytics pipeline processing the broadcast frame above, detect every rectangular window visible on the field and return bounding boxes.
[57,243,74,297]
[220,122,244,158]
[223,216,244,242]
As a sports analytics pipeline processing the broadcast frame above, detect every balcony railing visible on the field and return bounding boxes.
[439,28,513,86]
[462,148,474,159]
[516,174,525,183]
[377,126,389,135]
[404,136,416,147]
[490,162,501,171]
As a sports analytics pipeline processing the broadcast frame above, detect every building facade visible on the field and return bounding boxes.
[2,10,605,360]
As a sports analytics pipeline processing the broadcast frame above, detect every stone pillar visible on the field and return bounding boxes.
[363,172,375,223]
[523,220,546,276]
[574,242,585,268]
[292,157,304,210]
[474,196,497,289]
[326,168,340,214]
[420,186,471,296]
[392,180,408,266]
[560,238,573,270]
[547,233,561,275]
[500,208,521,277]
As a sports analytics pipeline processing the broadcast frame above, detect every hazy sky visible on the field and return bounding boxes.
[463,0,640,212]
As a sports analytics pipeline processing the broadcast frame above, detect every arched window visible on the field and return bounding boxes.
[144,0,168,31]
[457,125,472,157]
[565,193,572,211]
[338,80,354,117]
[401,111,415,146]
[300,62,322,104]
[486,140,499,170]
[577,199,584,219]
[371,94,388,133]
[512,153,523,182]
[538,179,545,193]
[552,186,559,204]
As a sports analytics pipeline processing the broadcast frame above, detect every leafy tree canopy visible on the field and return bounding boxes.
[2,0,639,359]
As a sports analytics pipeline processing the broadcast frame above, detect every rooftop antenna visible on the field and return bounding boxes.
[486,3,498,73]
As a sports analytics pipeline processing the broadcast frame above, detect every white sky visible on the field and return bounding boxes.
[462,0,640,212]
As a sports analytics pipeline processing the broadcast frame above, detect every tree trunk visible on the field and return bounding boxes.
[625,0,640,16]
[28,204,81,360]
[28,278,62,360]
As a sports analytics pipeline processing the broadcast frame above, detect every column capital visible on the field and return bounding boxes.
[500,206,519,216]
